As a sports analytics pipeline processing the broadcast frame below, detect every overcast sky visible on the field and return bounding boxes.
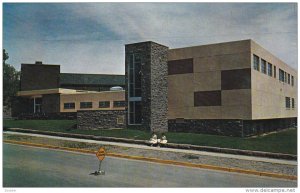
[3,3,298,74]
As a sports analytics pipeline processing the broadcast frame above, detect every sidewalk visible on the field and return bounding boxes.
[3,127,297,160]
[4,131,296,166]
[3,131,297,177]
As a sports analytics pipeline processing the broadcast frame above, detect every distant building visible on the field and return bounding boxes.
[13,62,125,120]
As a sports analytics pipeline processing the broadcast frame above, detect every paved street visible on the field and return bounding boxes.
[3,143,297,187]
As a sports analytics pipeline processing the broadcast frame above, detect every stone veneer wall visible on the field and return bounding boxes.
[168,119,243,137]
[77,110,126,130]
[168,118,297,137]
[125,41,168,133]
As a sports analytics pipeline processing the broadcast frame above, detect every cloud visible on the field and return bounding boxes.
[3,3,297,74]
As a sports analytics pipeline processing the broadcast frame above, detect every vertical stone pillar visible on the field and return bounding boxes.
[125,41,168,133]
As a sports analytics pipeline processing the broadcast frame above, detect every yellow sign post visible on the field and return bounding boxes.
[96,147,106,161]
[92,147,106,175]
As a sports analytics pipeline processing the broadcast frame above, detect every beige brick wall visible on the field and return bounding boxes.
[168,40,252,120]
[60,91,125,112]
[251,40,297,119]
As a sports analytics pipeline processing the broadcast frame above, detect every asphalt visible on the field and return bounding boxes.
[4,131,297,166]
[3,143,297,187]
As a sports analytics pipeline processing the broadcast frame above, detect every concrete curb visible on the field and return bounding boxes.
[3,127,297,161]
[3,139,297,181]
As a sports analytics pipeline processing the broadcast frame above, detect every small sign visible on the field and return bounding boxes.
[96,147,106,161]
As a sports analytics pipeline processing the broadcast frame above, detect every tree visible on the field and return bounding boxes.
[3,49,20,107]
[3,49,9,65]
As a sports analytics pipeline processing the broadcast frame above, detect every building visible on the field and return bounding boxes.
[13,62,126,120]
[14,39,297,137]
[125,39,297,137]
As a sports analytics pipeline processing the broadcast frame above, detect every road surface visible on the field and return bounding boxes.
[3,143,297,187]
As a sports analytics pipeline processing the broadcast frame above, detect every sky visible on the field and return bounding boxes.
[3,3,298,74]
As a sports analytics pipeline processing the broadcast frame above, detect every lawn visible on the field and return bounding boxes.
[3,119,297,154]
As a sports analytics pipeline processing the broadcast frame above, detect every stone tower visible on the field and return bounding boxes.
[125,41,168,133]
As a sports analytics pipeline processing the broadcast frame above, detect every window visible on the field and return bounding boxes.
[284,72,287,83]
[128,53,142,125]
[253,54,260,71]
[80,102,92,109]
[279,69,284,82]
[129,101,141,124]
[99,101,110,108]
[292,98,295,109]
[292,76,294,86]
[33,97,42,113]
[64,103,75,109]
[285,97,290,108]
[129,54,141,97]
[261,59,266,74]
[288,74,290,84]
[273,66,276,78]
[267,63,272,77]
[113,101,126,108]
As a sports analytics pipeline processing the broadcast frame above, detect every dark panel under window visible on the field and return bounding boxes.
[221,68,251,90]
[168,58,193,75]
[194,90,221,106]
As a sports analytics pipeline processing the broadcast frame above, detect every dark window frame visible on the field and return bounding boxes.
[279,69,285,82]
[261,59,267,74]
[80,102,93,109]
[267,63,272,77]
[253,54,260,71]
[99,101,110,108]
[285,97,290,109]
[64,102,75,109]
[113,101,126,108]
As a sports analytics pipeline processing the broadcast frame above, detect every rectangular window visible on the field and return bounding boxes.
[113,101,126,108]
[267,63,272,77]
[261,59,266,74]
[129,54,142,97]
[288,74,290,84]
[129,101,141,124]
[273,66,276,78]
[291,76,294,86]
[80,102,92,109]
[128,53,142,125]
[64,102,75,109]
[99,101,110,108]
[284,72,287,83]
[279,69,284,82]
[285,97,290,108]
[292,98,295,109]
[253,54,260,71]
[34,97,42,113]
